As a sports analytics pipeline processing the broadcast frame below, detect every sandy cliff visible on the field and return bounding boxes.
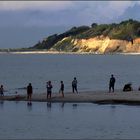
[72,36,140,53]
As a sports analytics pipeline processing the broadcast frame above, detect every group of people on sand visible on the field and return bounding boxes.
[26,77,78,104]
[1,75,115,104]
[26,75,116,104]
[0,75,118,104]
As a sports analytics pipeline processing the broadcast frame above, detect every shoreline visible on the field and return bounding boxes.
[0,51,140,55]
[1,91,140,105]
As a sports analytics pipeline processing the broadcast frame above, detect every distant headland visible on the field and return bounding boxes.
[1,19,140,54]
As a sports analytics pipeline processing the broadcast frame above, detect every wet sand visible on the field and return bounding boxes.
[1,90,140,105]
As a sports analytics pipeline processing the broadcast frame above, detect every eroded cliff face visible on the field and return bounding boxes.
[71,36,140,53]
[51,36,140,53]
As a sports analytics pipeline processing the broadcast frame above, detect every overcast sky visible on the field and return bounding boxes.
[0,1,140,48]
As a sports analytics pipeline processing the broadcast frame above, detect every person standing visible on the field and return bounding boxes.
[72,77,78,93]
[109,75,116,92]
[0,85,4,96]
[59,81,64,98]
[27,83,33,104]
[47,81,53,99]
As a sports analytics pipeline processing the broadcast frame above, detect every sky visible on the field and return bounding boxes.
[0,1,140,49]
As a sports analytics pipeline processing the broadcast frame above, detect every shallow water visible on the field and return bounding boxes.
[0,101,140,139]
[0,53,140,95]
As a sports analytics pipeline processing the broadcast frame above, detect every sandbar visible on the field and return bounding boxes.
[1,90,140,105]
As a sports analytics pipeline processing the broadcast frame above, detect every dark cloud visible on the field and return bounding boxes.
[0,1,139,27]
[0,1,140,48]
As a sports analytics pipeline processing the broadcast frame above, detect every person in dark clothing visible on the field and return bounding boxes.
[46,81,53,99]
[0,85,4,96]
[59,81,64,98]
[72,77,78,93]
[27,83,33,104]
[109,75,116,92]
[123,83,133,91]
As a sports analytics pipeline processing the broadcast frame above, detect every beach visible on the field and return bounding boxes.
[1,90,140,105]
[1,51,140,55]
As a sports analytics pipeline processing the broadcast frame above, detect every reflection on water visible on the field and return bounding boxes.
[59,102,65,112]
[72,103,78,109]
[0,101,140,139]
[47,102,52,112]
[61,102,65,108]
[0,100,4,109]
[27,102,33,112]
[110,105,117,115]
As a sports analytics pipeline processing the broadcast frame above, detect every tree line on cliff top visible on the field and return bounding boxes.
[31,19,140,50]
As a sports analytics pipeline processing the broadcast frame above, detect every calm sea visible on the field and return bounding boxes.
[0,101,140,139]
[1,53,140,139]
[0,53,140,95]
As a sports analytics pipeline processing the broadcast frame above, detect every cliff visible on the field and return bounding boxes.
[31,19,140,54]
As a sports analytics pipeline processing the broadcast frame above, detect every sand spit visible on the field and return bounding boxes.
[1,51,140,55]
[1,91,140,105]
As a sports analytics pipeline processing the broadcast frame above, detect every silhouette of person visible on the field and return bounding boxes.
[46,81,53,99]
[59,81,64,97]
[72,77,78,93]
[27,83,33,104]
[109,75,116,92]
[0,85,4,96]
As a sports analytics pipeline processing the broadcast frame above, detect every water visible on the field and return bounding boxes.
[1,54,140,139]
[0,101,140,139]
[0,53,140,95]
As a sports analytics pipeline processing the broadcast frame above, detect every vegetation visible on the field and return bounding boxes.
[77,19,140,40]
